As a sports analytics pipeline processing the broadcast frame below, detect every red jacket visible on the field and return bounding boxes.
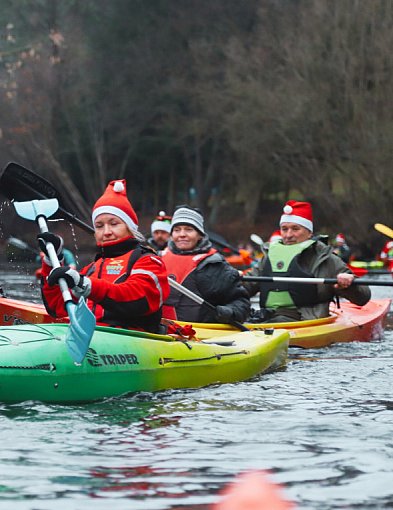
[41,238,170,333]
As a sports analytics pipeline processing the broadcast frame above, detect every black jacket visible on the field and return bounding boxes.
[164,236,250,323]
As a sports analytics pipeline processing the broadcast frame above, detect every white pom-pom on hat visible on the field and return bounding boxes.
[113,181,125,193]
[158,210,166,217]
[283,205,293,214]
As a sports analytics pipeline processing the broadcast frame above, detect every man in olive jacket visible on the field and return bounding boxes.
[244,200,370,322]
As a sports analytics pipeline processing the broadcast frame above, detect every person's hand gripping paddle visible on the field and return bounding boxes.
[13,198,96,364]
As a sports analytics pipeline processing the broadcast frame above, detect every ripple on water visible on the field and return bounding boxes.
[0,273,393,507]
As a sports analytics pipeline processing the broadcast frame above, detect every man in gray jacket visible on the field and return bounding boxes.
[244,200,371,322]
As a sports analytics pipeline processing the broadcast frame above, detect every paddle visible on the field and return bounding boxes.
[242,275,393,287]
[7,236,40,255]
[250,233,267,258]
[168,278,249,331]
[206,230,241,255]
[0,161,94,234]
[375,223,393,239]
[13,198,96,364]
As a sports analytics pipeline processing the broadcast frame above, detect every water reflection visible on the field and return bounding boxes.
[0,265,41,302]
[0,267,393,508]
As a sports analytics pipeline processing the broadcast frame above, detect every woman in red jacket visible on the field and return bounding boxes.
[39,180,170,333]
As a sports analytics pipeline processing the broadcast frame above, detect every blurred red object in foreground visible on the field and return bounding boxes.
[212,470,295,510]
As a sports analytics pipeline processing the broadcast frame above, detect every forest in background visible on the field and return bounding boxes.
[0,0,393,254]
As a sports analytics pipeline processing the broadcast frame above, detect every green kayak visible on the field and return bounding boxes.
[0,323,289,404]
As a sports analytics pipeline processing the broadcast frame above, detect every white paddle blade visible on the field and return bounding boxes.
[250,233,264,247]
[14,198,59,221]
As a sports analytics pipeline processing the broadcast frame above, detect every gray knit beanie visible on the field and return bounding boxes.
[170,206,205,235]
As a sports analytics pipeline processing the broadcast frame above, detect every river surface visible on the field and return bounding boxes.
[0,264,393,510]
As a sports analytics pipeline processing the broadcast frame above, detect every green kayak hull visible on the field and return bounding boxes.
[0,323,289,404]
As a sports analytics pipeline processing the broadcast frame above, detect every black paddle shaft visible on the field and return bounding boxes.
[0,162,94,234]
[242,275,393,287]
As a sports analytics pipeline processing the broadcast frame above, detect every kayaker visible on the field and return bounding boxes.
[332,233,351,263]
[38,179,170,333]
[268,230,282,246]
[379,240,393,267]
[161,205,250,323]
[147,210,172,254]
[244,200,371,322]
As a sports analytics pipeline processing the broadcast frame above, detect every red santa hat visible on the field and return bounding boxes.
[92,179,138,232]
[280,200,313,232]
[269,230,282,243]
[335,233,346,243]
[151,211,172,235]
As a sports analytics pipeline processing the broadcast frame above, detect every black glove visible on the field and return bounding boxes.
[37,232,64,266]
[47,266,91,298]
[215,305,234,324]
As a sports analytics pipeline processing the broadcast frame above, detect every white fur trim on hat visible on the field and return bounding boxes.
[171,207,205,234]
[92,205,138,232]
[151,220,171,235]
[280,214,313,232]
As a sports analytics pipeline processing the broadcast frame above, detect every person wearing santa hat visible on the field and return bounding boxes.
[161,205,250,323]
[244,200,370,322]
[38,180,170,333]
[332,233,351,263]
[268,230,282,245]
[379,240,393,265]
[147,211,172,254]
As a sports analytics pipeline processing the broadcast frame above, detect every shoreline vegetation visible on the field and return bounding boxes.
[0,1,393,255]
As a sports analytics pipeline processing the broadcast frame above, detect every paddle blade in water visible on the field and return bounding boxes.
[65,298,96,364]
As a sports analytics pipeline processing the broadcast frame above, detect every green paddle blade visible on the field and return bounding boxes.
[65,298,96,364]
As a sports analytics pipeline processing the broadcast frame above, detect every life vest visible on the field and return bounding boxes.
[162,247,217,321]
[83,245,162,332]
[259,240,321,309]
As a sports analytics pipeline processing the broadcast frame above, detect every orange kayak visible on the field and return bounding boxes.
[0,296,66,326]
[225,249,254,270]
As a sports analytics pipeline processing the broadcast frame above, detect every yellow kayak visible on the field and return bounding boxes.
[179,299,391,348]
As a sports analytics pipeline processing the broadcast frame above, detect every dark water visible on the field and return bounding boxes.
[0,266,393,509]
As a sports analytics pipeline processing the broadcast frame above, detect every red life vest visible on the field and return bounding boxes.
[162,247,216,321]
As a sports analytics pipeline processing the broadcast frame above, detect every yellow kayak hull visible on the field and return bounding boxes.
[179,299,391,348]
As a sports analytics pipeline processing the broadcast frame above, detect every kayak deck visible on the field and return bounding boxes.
[0,323,289,404]
[0,296,390,351]
[180,299,391,348]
